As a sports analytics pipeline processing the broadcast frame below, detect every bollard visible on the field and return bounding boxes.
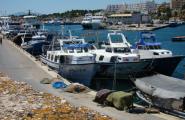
[0,37,2,44]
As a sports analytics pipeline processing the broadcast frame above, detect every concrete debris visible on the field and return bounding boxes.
[0,73,113,120]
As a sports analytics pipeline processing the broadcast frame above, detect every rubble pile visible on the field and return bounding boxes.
[0,73,113,120]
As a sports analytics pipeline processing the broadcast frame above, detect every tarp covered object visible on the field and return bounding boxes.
[64,83,89,93]
[52,81,67,89]
[94,89,113,104]
[135,74,185,111]
[40,78,53,84]
[135,74,185,99]
[106,91,133,110]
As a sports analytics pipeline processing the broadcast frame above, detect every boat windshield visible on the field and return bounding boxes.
[146,45,161,50]
[110,35,123,43]
[139,45,161,50]
[84,18,91,21]
[114,47,131,53]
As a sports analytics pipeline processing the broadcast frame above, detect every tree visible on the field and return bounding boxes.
[157,4,172,20]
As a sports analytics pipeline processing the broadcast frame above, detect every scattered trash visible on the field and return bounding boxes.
[0,74,112,120]
[52,81,67,89]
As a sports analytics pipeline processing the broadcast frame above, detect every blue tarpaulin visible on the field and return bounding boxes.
[52,81,67,89]
[62,43,92,49]
[132,32,161,48]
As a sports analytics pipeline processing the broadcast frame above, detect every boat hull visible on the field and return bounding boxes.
[172,36,185,42]
[95,60,151,79]
[169,23,178,27]
[59,63,96,86]
[23,42,49,56]
[146,55,184,76]
[81,23,105,29]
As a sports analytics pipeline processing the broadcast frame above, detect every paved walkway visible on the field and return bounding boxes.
[0,37,180,120]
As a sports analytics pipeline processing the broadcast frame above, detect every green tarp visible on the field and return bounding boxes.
[106,91,133,110]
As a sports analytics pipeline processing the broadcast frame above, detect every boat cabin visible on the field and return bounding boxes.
[133,32,172,57]
[93,32,139,63]
[45,38,95,65]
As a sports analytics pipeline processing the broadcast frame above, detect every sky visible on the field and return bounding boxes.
[0,0,169,16]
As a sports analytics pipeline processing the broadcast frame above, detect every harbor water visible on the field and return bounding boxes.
[44,24,185,90]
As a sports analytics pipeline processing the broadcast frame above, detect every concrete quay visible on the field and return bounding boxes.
[0,35,182,120]
[107,24,169,31]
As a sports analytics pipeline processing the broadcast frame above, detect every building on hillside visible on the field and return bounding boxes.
[107,13,152,24]
[106,0,157,13]
[171,0,185,10]
[106,4,123,13]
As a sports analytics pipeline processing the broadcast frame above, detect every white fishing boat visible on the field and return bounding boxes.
[90,31,150,79]
[132,31,184,76]
[132,31,173,59]
[40,33,96,86]
[23,15,41,29]
[44,19,63,25]
[0,17,21,35]
[81,13,106,29]
[21,32,47,55]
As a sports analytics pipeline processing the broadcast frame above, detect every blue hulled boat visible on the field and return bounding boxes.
[132,31,184,76]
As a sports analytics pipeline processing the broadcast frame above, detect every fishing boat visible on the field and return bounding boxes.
[132,31,184,76]
[132,31,173,58]
[81,13,106,29]
[40,33,96,86]
[23,15,41,29]
[168,20,178,27]
[90,31,151,79]
[44,19,63,25]
[172,36,185,42]
[21,32,48,56]
[13,30,33,46]
[1,21,21,36]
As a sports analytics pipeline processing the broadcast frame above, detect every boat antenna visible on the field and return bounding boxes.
[42,24,45,30]
[96,31,99,48]
[51,36,56,51]
[69,30,72,40]
[61,25,64,36]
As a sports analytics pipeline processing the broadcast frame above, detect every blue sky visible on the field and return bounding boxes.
[0,0,169,15]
